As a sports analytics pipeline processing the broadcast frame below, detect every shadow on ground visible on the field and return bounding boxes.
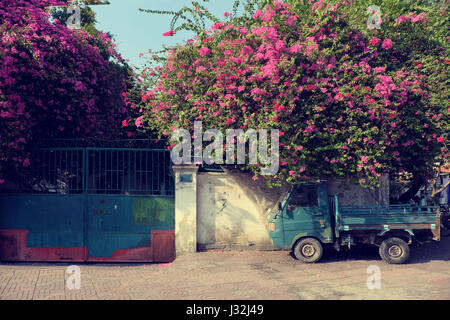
[288,229,450,265]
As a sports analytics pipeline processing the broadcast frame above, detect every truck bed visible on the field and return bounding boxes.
[328,196,441,240]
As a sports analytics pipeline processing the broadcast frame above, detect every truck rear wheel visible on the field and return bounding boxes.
[293,238,323,263]
[379,237,410,264]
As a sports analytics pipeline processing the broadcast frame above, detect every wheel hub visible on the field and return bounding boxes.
[301,244,315,257]
[388,245,403,258]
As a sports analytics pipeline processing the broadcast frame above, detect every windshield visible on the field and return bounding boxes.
[269,187,293,214]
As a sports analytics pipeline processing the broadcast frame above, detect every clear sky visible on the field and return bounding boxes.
[91,0,242,69]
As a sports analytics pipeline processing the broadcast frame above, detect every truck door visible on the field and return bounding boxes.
[282,184,333,246]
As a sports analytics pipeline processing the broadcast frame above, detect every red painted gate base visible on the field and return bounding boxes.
[0,229,175,263]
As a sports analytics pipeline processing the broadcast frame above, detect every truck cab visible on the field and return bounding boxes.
[267,182,333,249]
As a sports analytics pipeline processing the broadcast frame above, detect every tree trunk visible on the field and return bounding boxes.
[391,175,426,204]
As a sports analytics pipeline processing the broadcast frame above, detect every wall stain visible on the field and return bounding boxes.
[132,197,174,226]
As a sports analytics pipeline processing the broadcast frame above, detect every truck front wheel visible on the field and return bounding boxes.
[293,238,323,263]
[379,237,410,264]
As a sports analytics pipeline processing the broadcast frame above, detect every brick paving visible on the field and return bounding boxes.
[0,233,449,300]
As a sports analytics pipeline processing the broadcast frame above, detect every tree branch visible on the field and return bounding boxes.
[431,180,450,199]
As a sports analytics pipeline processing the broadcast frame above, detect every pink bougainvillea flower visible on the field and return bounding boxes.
[289,43,302,54]
[196,66,206,73]
[369,37,381,46]
[382,38,393,50]
[251,88,265,95]
[211,22,224,30]
[225,118,235,126]
[0,111,12,118]
[23,158,30,167]
[395,15,409,24]
[135,116,143,128]
[334,92,343,101]
[304,126,316,133]
[410,12,427,23]
[199,47,211,56]
[163,30,175,37]
[74,81,85,92]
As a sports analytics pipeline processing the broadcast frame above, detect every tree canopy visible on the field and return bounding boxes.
[0,0,130,183]
[133,0,448,192]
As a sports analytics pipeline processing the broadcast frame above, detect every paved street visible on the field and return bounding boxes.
[0,232,449,300]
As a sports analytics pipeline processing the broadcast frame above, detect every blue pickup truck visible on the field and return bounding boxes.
[267,182,442,264]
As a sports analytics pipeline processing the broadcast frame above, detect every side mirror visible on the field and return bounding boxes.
[278,202,282,211]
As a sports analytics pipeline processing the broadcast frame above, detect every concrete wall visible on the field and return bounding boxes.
[327,176,390,206]
[196,171,289,250]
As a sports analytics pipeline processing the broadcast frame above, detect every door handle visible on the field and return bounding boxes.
[313,212,323,216]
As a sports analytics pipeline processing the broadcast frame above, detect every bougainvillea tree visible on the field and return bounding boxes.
[133,0,448,198]
[0,0,129,183]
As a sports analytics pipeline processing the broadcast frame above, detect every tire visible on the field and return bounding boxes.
[379,237,410,264]
[293,238,323,263]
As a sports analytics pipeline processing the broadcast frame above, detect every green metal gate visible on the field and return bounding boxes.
[0,141,175,262]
